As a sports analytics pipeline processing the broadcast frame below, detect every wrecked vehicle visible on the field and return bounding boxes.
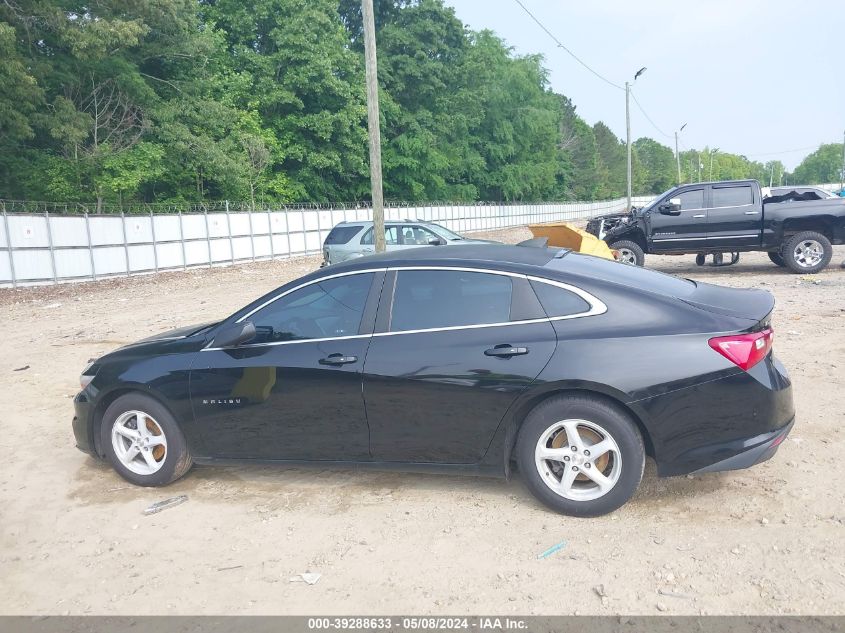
[585,179,845,273]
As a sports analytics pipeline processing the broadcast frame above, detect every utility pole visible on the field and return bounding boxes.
[626,67,646,212]
[625,82,632,211]
[709,148,718,181]
[841,129,845,192]
[675,123,687,185]
[362,0,385,252]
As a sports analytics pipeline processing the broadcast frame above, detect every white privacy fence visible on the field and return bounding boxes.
[0,197,654,287]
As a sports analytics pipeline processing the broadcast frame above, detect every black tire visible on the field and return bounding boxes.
[782,231,832,274]
[695,254,706,266]
[609,240,645,267]
[100,393,192,487]
[515,394,645,517]
[768,251,786,267]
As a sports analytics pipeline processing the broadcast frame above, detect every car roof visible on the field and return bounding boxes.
[334,219,447,227]
[326,243,566,270]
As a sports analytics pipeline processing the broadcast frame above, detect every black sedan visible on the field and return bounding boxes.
[72,244,794,516]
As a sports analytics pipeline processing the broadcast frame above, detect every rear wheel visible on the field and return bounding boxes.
[768,251,786,267]
[516,395,645,517]
[100,393,192,487]
[782,231,832,274]
[610,240,645,267]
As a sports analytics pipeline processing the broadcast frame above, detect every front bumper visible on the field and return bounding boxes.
[693,416,794,474]
[72,391,96,456]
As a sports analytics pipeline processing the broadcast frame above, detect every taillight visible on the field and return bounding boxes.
[708,328,773,371]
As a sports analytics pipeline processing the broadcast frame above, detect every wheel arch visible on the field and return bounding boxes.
[781,219,834,242]
[501,386,655,478]
[608,229,647,252]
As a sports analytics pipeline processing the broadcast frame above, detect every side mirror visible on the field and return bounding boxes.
[428,237,445,246]
[659,197,682,215]
[211,321,256,348]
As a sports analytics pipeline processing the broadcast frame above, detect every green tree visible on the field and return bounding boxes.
[792,144,844,184]
[633,137,676,194]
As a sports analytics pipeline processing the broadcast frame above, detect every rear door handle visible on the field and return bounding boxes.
[484,345,528,358]
[692,214,706,218]
[319,354,358,366]
[744,211,759,215]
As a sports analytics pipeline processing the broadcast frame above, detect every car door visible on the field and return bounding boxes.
[706,183,760,248]
[362,268,557,464]
[648,186,708,251]
[189,270,384,460]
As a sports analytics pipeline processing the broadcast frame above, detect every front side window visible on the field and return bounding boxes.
[360,226,399,246]
[400,226,439,246]
[677,189,705,210]
[390,270,513,332]
[249,273,374,343]
[712,186,753,207]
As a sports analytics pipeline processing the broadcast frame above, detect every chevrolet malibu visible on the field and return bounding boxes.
[72,244,794,516]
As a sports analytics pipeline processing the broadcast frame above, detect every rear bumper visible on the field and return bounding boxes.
[636,353,794,477]
[692,416,793,474]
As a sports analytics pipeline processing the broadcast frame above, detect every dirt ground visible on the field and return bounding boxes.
[1,226,844,616]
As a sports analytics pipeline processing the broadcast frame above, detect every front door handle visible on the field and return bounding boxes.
[692,214,706,218]
[484,345,528,358]
[319,353,358,366]
[744,211,759,215]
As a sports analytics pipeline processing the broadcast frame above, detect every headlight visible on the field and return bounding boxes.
[80,360,99,389]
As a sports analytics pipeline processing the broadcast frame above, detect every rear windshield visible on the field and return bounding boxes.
[324,225,363,245]
[548,252,697,297]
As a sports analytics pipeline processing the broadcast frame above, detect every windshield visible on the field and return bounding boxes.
[429,223,464,241]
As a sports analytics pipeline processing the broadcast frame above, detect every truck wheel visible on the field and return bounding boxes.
[783,231,832,274]
[695,254,706,266]
[768,252,786,267]
[610,241,644,266]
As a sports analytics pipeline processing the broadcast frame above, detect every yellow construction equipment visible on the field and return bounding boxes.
[527,222,616,261]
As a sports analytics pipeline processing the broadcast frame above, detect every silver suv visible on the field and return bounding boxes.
[321,220,497,266]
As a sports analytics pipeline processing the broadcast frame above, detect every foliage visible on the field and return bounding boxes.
[792,144,844,185]
[0,0,823,207]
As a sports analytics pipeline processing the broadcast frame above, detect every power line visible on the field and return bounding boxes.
[511,0,624,92]
[629,90,672,140]
[745,145,822,157]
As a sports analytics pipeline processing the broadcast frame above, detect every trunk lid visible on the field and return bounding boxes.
[681,282,774,325]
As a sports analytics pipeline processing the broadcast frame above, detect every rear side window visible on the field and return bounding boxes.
[530,280,590,317]
[324,225,363,245]
[360,226,399,245]
[712,186,753,207]
[391,270,512,332]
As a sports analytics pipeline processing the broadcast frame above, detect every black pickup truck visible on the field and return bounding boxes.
[586,179,845,273]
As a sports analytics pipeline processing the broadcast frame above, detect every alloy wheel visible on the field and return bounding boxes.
[792,239,824,268]
[616,248,637,265]
[534,419,622,501]
[111,410,168,475]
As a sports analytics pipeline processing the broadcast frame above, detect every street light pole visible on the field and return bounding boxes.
[362,0,385,253]
[626,67,646,212]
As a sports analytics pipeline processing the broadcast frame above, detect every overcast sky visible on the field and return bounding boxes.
[447,0,843,170]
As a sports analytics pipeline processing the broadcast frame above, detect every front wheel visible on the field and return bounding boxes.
[782,231,832,274]
[100,393,193,487]
[516,395,645,517]
[609,240,645,267]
